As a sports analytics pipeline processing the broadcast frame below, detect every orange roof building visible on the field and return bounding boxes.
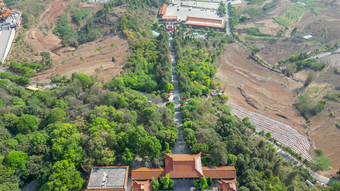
[158,4,168,17]
[131,167,165,180]
[218,179,238,191]
[185,16,225,31]
[131,153,238,190]
[162,16,178,21]
[165,153,204,178]
[131,180,152,191]
[202,166,237,179]
[0,0,12,20]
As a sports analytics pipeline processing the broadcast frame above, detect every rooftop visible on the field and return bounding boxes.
[131,153,237,181]
[202,166,237,179]
[86,166,129,190]
[165,153,204,178]
[218,179,238,191]
[164,4,220,21]
[131,167,165,180]
[185,16,225,29]
[158,4,168,16]
[131,180,152,191]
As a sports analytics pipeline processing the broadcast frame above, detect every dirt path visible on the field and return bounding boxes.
[169,36,190,155]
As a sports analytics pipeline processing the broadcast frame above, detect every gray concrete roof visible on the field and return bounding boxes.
[87,167,128,189]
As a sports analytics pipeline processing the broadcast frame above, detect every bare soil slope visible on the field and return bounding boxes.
[25,0,129,82]
[216,43,307,135]
[305,55,340,175]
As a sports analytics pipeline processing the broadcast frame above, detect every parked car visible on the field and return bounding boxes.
[164,97,170,101]
[180,97,187,100]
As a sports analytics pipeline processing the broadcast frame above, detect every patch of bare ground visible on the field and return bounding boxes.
[216,43,307,135]
[31,34,129,82]
[304,55,340,173]
[24,0,129,82]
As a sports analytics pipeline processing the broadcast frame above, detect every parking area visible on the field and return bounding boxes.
[165,4,221,21]
[173,0,220,9]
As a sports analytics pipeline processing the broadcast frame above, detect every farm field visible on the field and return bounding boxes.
[235,0,340,64]
[273,3,308,27]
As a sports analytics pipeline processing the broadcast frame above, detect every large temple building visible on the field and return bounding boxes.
[131,153,237,191]
[85,153,237,191]
[158,3,226,31]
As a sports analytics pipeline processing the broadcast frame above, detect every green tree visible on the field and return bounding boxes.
[17,114,40,134]
[265,131,272,139]
[165,83,174,93]
[4,151,29,170]
[152,178,160,191]
[41,160,84,191]
[159,175,173,190]
[48,108,66,124]
[73,73,91,88]
[122,148,136,165]
[218,2,227,17]
[329,181,340,191]
[194,177,208,190]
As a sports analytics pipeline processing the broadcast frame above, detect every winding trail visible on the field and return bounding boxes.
[169,36,190,155]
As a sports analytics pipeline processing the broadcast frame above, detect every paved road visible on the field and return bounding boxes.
[169,36,190,155]
[306,48,340,60]
[223,1,232,36]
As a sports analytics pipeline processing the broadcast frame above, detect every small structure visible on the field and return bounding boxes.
[86,166,129,191]
[25,86,40,91]
[303,34,313,39]
[131,180,152,191]
[0,0,12,21]
[166,25,175,32]
[158,4,168,17]
[162,16,178,21]
[185,16,225,31]
[217,179,238,191]
[305,180,314,187]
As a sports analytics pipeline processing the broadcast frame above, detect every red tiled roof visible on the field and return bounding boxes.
[202,166,236,179]
[217,179,238,191]
[158,4,168,16]
[185,16,225,29]
[162,16,177,20]
[165,153,204,178]
[131,167,165,180]
[131,180,152,191]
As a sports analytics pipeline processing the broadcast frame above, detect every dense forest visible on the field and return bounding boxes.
[1,0,340,190]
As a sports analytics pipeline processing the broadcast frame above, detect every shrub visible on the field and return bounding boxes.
[23,23,30,29]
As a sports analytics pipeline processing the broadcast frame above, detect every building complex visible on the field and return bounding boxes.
[158,3,226,32]
[86,153,237,191]
[0,0,21,63]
